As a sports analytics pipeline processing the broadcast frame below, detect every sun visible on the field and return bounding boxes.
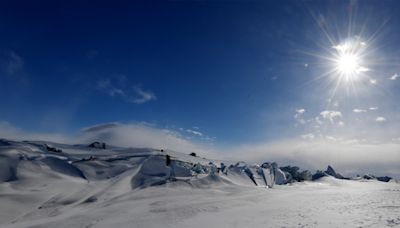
[305,35,374,99]
[330,39,368,83]
[336,53,359,75]
[303,3,391,101]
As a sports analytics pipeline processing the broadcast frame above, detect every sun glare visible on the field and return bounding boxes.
[330,39,369,83]
[306,33,377,99]
[337,53,359,75]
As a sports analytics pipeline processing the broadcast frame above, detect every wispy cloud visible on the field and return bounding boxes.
[2,51,24,75]
[186,129,203,136]
[376,116,386,122]
[226,138,400,178]
[0,121,217,158]
[131,86,156,104]
[389,73,399,80]
[81,122,206,153]
[97,79,125,97]
[97,78,156,104]
[0,121,73,143]
[1,120,400,177]
[353,108,367,113]
[178,127,214,142]
[301,133,315,140]
[296,108,305,114]
[369,107,378,111]
[320,110,342,123]
[294,108,306,124]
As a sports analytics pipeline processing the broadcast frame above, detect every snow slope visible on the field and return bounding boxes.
[0,139,399,227]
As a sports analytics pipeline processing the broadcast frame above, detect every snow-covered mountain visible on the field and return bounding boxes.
[1,139,399,227]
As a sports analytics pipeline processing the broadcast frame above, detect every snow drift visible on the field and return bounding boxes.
[0,139,399,228]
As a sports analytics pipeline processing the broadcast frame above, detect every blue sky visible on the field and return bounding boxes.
[1,1,400,174]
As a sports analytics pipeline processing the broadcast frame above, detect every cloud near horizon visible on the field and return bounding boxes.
[0,121,218,158]
[224,138,400,178]
[376,116,386,122]
[0,121,399,177]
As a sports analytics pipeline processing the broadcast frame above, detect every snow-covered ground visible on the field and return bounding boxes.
[0,139,399,228]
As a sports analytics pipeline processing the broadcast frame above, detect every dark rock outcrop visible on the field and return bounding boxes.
[45,144,62,153]
[377,176,392,182]
[312,170,328,180]
[312,166,347,180]
[88,142,106,149]
[280,166,312,182]
[363,174,375,180]
[325,165,345,179]
[299,170,313,181]
[0,139,11,146]
[280,166,298,183]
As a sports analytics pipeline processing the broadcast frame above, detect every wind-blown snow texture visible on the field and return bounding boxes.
[0,139,399,228]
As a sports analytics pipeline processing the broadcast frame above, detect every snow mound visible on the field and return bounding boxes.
[0,139,297,191]
[0,139,399,228]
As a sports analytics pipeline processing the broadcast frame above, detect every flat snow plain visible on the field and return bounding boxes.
[0,140,399,228]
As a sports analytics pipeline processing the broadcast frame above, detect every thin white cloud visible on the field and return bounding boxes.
[389,73,399,80]
[226,138,400,178]
[332,44,348,51]
[376,116,386,122]
[131,86,156,104]
[320,110,342,123]
[301,133,315,140]
[333,101,339,107]
[325,135,337,141]
[186,129,203,137]
[4,51,24,75]
[353,109,367,113]
[0,121,217,158]
[1,121,400,177]
[81,122,120,133]
[294,108,306,125]
[0,121,73,143]
[97,79,156,104]
[81,123,217,157]
[314,116,323,125]
[97,79,125,97]
[369,79,377,84]
[369,107,378,111]
[357,67,370,74]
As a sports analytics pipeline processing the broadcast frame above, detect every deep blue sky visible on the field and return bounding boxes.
[1,0,400,146]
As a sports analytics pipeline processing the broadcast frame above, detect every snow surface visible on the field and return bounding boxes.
[0,139,399,228]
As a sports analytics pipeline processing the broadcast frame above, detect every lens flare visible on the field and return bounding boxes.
[337,53,359,75]
[331,39,368,83]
